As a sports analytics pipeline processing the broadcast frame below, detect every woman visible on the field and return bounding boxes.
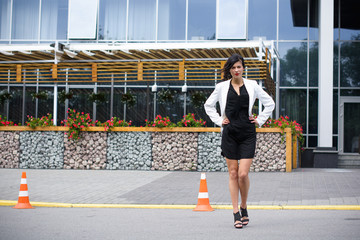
[204,54,275,229]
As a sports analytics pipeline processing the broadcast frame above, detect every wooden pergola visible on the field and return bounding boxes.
[0,41,277,97]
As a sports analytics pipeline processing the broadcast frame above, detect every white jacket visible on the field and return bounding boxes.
[204,78,275,128]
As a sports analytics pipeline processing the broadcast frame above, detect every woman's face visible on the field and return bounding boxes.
[230,61,244,79]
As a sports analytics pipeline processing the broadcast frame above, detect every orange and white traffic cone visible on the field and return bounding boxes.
[13,172,34,209]
[193,173,214,211]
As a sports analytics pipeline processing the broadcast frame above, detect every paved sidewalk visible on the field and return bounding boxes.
[1,168,360,206]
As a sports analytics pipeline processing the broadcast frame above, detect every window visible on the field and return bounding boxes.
[279,0,307,40]
[40,0,68,40]
[248,0,276,40]
[188,0,216,40]
[339,0,360,40]
[309,0,318,40]
[280,89,307,133]
[0,0,11,40]
[99,0,127,40]
[158,0,186,40]
[309,42,318,87]
[128,0,156,40]
[340,42,360,87]
[309,89,318,134]
[68,0,98,39]
[12,0,39,40]
[279,42,307,87]
[217,0,246,39]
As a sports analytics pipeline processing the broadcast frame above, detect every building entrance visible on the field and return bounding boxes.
[340,97,360,154]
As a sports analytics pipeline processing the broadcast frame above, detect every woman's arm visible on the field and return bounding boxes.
[204,84,224,127]
[254,83,275,127]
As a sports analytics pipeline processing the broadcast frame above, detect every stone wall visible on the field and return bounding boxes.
[0,130,290,172]
[107,132,152,170]
[197,132,226,172]
[197,132,287,172]
[151,132,198,171]
[63,132,107,170]
[19,132,64,169]
[252,133,286,172]
[0,131,20,168]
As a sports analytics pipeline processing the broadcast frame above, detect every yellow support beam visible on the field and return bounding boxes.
[220,61,225,80]
[16,65,21,82]
[179,60,185,80]
[285,128,292,172]
[293,135,298,169]
[92,63,97,82]
[137,61,143,81]
[52,64,57,79]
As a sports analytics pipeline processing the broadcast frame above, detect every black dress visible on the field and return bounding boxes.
[221,83,256,160]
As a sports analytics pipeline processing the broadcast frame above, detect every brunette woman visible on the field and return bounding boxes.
[204,54,275,228]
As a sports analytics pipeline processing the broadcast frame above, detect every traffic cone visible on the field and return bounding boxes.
[193,173,214,211]
[13,172,34,209]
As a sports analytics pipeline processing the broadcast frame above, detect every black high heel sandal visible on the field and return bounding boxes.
[233,212,243,229]
[240,207,249,226]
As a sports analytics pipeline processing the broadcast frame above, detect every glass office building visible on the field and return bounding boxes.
[0,0,359,162]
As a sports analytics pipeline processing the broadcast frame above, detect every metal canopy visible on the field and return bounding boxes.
[0,41,276,62]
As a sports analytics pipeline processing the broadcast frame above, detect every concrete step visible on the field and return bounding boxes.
[337,154,360,168]
[338,155,360,160]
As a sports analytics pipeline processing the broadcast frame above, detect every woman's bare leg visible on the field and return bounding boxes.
[226,158,240,213]
[238,158,252,221]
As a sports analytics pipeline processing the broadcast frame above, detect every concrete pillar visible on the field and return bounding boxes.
[313,0,337,168]
[318,0,334,147]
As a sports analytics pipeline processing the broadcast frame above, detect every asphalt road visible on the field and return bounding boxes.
[1,207,359,240]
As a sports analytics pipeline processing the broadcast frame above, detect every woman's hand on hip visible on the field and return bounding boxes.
[222,118,230,125]
[249,116,259,126]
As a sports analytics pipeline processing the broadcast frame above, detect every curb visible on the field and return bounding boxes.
[1,200,360,210]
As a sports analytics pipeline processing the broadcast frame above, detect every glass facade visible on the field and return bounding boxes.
[0,0,219,43]
[0,0,360,152]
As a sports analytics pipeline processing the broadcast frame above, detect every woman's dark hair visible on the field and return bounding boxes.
[222,54,246,80]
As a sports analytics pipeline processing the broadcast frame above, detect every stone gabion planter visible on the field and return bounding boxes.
[0,127,294,172]
[197,132,227,172]
[0,131,20,168]
[252,132,286,172]
[198,132,287,172]
[19,132,64,169]
[106,132,152,170]
[63,132,107,170]
[151,132,198,171]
